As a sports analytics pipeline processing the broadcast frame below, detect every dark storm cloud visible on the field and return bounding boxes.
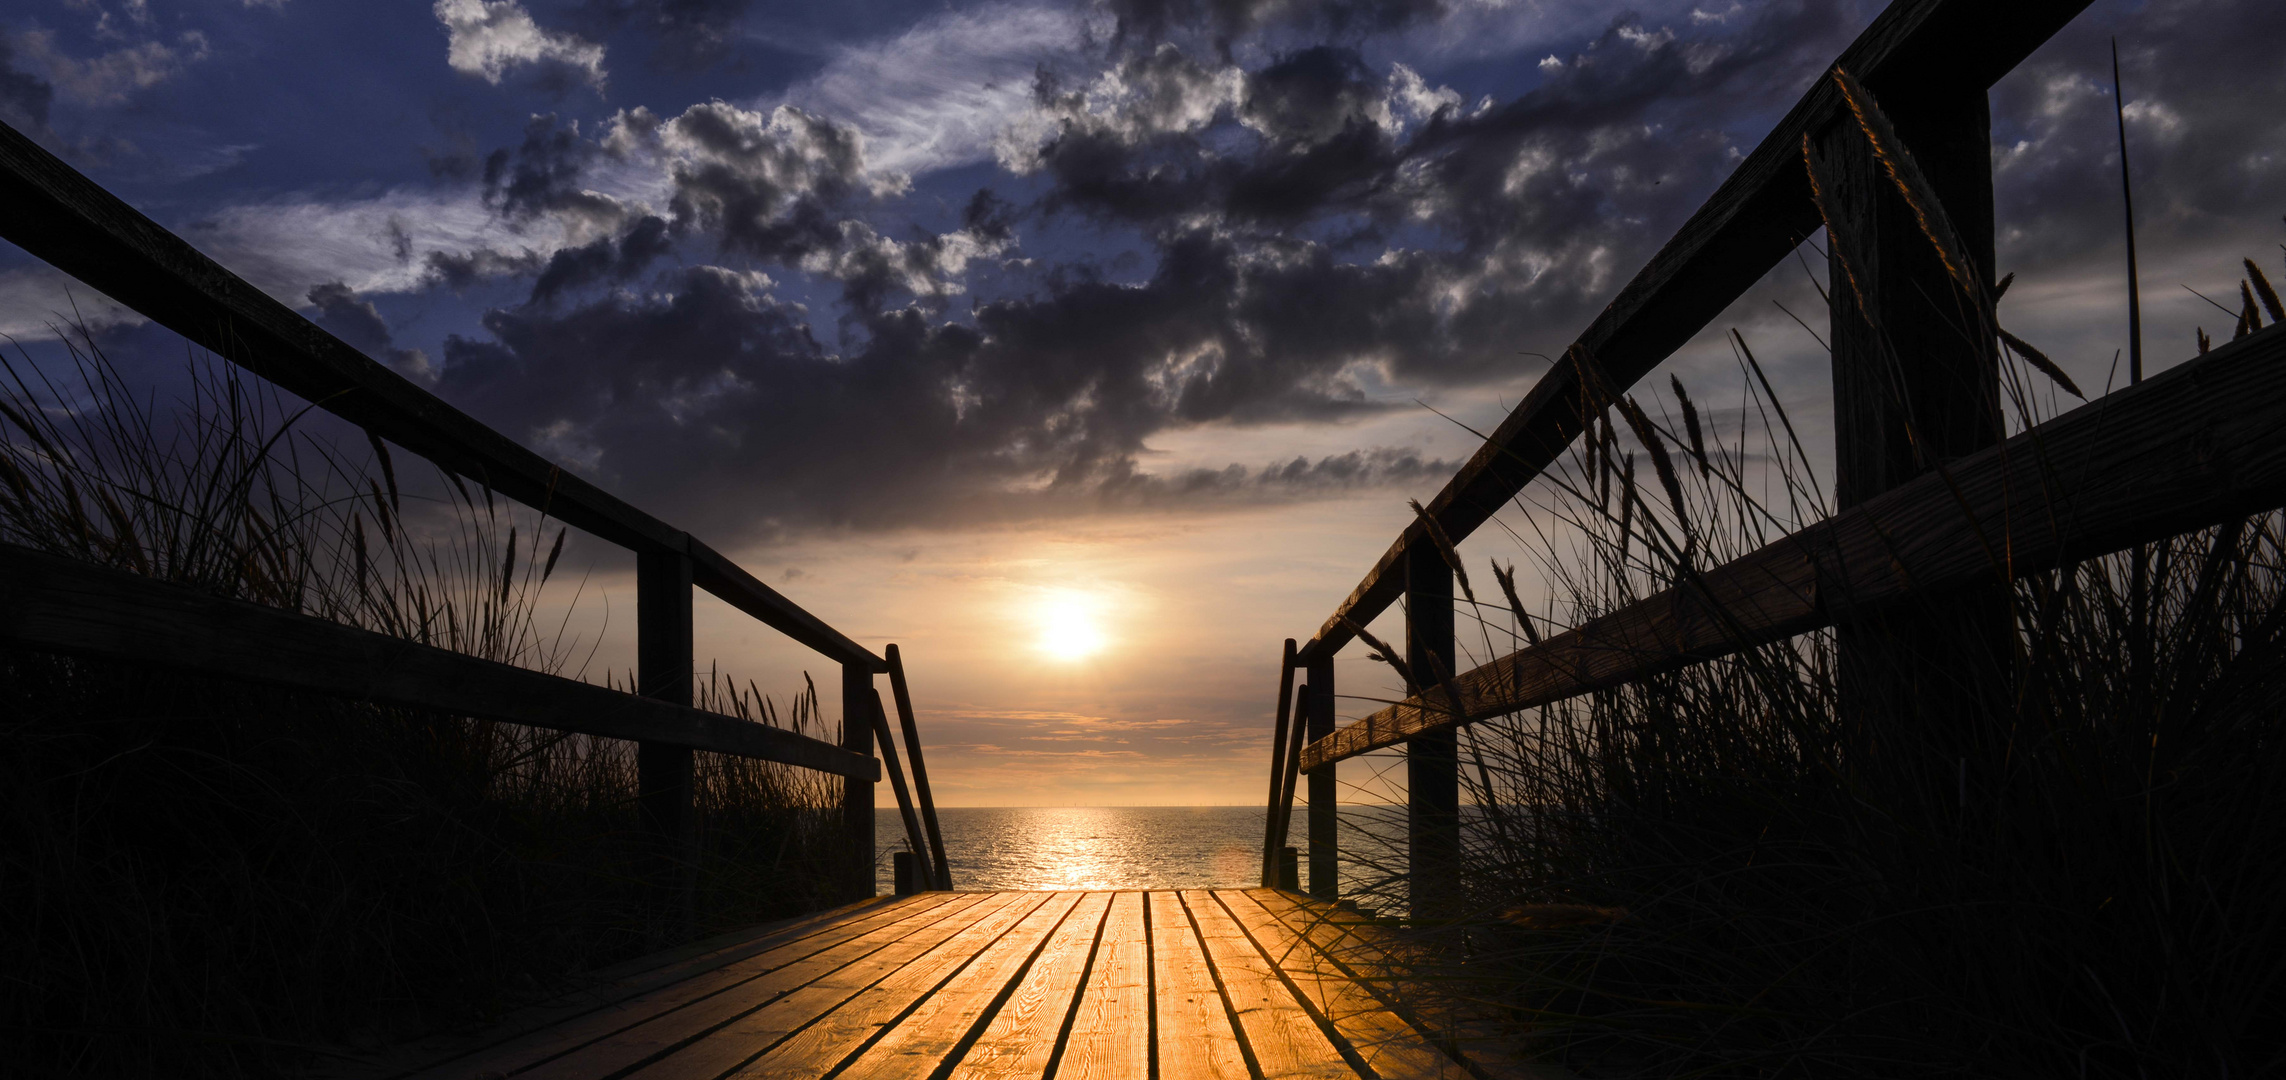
[433,230,1469,534]
[574,0,753,70]
[1105,0,1446,55]
[1987,0,2286,272]
[0,34,55,134]
[307,282,433,380]
[483,113,623,224]
[528,213,675,305]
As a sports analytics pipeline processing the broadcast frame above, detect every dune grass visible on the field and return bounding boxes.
[0,329,850,1076]
[1316,239,2286,1075]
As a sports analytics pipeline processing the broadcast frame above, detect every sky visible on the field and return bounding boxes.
[2,0,2280,806]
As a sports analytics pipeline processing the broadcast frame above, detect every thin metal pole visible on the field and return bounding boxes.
[1261,638,1298,887]
[885,645,952,890]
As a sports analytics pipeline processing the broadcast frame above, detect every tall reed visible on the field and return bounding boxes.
[0,327,847,1076]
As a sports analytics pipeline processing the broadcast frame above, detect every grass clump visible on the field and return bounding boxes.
[0,329,849,1076]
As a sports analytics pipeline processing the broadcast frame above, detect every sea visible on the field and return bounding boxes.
[869,805,1412,897]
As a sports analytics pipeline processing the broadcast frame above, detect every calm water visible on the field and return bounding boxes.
[872,806,1273,894]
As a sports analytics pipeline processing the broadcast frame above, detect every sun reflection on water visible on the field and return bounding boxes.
[877,806,1268,892]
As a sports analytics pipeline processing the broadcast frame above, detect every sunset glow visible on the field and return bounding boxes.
[1034,589,1109,662]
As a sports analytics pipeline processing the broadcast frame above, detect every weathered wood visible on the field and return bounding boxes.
[1269,679,1309,882]
[1181,890,1353,1079]
[732,892,1053,1075]
[1301,323,2286,770]
[1146,891,1251,1080]
[405,893,969,1080]
[363,891,1553,1080]
[869,689,931,884]
[625,892,1029,1080]
[345,895,924,1080]
[943,892,1113,1080]
[835,893,1085,1080]
[1304,656,1336,900]
[1292,0,2094,666]
[1058,891,1151,1080]
[638,549,698,938]
[1246,890,1553,1079]
[0,120,884,673]
[842,663,878,903]
[885,644,952,890]
[1263,638,1299,887]
[1217,891,1469,1079]
[1405,546,1460,921]
[1815,68,2011,788]
[0,544,878,780]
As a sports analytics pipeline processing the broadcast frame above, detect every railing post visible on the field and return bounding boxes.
[636,547,696,940]
[1305,652,1337,900]
[840,661,876,902]
[1815,73,2008,810]
[1403,542,1458,920]
[1262,639,1298,888]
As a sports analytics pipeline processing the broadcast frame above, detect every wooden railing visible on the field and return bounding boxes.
[0,121,953,921]
[1257,0,2286,907]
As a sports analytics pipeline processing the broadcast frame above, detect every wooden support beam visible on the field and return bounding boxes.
[868,689,931,888]
[1300,324,2286,770]
[638,549,697,938]
[1303,658,1336,900]
[1261,639,1297,887]
[841,662,877,902]
[1292,0,2093,666]
[1403,543,1458,920]
[1814,70,2009,793]
[0,544,879,778]
[1269,680,1308,880]
[884,645,951,890]
[0,120,884,674]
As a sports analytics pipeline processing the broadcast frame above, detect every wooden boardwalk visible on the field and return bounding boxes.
[359,889,1533,1080]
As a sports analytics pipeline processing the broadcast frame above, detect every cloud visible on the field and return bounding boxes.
[305,282,435,381]
[433,0,607,88]
[9,27,207,107]
[0,35,55,133]
[785,3,1084,177]
[574,0,752,70]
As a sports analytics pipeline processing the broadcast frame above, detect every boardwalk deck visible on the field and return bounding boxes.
[349,890,1539,1080]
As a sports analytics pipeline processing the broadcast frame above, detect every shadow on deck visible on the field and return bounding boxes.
[325,888,1546,1079]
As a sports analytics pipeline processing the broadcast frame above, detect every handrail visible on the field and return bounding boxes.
[1301,324,2286,769]
[1294,0,2094,665]
[0,121,884,674]
[0,544,881,779]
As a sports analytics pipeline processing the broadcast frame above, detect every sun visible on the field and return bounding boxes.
[1034,589,1109,661]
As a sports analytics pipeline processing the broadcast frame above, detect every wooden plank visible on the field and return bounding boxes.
[1057,891,1152,1080]
[401,893,971,1080]
[1216,891,1468,1080]
[1147,892,1250,1080]
[836,893,1087,1080]
[1180,891,1355,1080]
[944,893,1113,1080]
[1301,323,2286,769]
[0,544,878,780]
[727,892,1057,1076]
[1243,891,1550,1080]
[622,892,1036,1080]
[1293,0,2094,665]
[323,896,921,1080]
[0,120,882,671]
